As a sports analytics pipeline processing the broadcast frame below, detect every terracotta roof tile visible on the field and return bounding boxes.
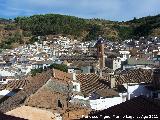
[0,70,52,113]
[0,80,31,90]
[115,69,152,85]
[53,69,72,83]
[76,74,110,96]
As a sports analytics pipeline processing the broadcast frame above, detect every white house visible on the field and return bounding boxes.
[113,58,122,70]
[123,83,151,100]
[119,50,131,62]
[89,96,123,110]
[71,73,81,92]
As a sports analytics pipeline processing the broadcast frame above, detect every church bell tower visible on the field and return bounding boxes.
[96,37,105,77]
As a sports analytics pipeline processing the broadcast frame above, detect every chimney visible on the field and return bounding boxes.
[100,69,103,78]
[72,73,76,81]
[110,75,115,88]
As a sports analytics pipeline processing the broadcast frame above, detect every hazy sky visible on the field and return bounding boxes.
[0,0,160,21]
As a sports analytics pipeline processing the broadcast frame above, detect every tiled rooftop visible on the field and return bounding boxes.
[0,79,31,90]
[115,69,152,85]
[0,70,52,113]
[53,69,72,83]
[76,74,110,96]
[25,86,68,110]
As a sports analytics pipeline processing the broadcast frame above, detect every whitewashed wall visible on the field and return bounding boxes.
[123,83,151,100]
[68,69,74,73]
[0,90,15,96]
[0,70,15,77]
[113,59,121,70]
[72,81,81,92]
[81,66,92,73]
[90,97,123,110]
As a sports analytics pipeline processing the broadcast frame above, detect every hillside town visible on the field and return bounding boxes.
[0,34,159,119]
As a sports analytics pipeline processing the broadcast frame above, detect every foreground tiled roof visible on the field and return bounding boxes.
[76,74,110,96]
[81,96,160,119]
[0,70,52,113]
[25,78,88,109]
[25,77,90,116]
[115,69,152,85]
[25,85,68,110]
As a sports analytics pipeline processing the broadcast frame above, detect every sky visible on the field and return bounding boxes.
[0,0,160,21]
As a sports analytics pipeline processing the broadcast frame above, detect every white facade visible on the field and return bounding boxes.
[119,50,131,61]
[113,58,121,70]
[123,83,151,100]
[0,89,16,96]
[0,70,15,77]
[68,68,75,73]
[0,78,8,84]
[90,96,123,110]
[71,95,89,100]
[72,81,81,92]
[81,66,92,73]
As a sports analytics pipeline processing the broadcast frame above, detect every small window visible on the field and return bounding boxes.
[58,100,62,108]
[73,85,77,90]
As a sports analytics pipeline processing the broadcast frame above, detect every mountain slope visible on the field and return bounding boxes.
[0,13,160,49]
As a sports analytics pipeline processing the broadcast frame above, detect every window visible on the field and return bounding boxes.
[58,100,62,108]
[73,85,77,90]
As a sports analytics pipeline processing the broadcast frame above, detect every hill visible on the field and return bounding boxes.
[0,13,160,49]
[126,14,160,38]
[14,14,130,41]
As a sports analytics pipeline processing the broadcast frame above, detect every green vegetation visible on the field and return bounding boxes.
[14,14,115,41]
[26,36,38,44]
[112,25,134,41]
[0,31,23,49]
[84,24,103,41]
[15,14,160,42]
[15,14,88,36]
[0,13,160,49]
[31,63,68,76]
[48,63,68,72]
[127,14,160,38]
[31,67,43,77]
[4,24,16,30]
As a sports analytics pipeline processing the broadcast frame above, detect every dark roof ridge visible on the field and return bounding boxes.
[139,95,160,108]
